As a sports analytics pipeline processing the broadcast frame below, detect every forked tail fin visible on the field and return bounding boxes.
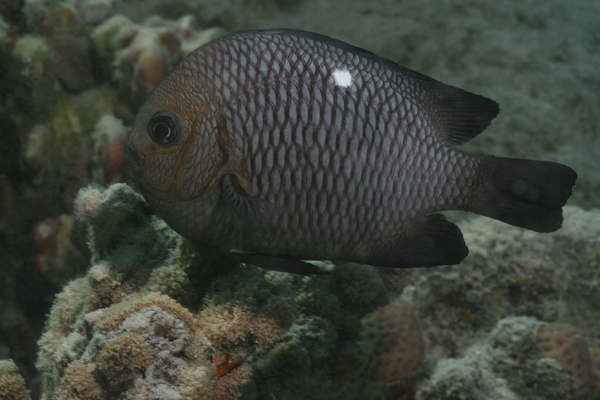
[469,157,577,232]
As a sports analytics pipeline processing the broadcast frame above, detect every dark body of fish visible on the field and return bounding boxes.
[125,29,577,275]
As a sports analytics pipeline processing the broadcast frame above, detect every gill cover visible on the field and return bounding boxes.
[126,71,227,203]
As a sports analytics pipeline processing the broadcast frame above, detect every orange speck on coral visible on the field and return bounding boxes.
[211,355,227,364]
[211,356,244,378]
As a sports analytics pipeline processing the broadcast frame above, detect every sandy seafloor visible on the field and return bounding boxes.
[0,0,599,399]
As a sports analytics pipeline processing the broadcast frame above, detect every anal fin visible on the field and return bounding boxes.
[225,251,329,276]
[386,213,468,268]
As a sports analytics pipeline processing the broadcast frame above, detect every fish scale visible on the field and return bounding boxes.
[126,29,577,274]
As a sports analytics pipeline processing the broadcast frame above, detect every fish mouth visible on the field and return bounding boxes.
[124,141,143,170]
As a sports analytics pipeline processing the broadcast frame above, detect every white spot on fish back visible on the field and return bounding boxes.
[331,68,353,88]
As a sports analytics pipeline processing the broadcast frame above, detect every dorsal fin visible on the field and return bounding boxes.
[242,29,499,146]
[430,83,500,145]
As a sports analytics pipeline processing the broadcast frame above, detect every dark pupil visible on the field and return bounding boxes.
[149,115,178,145]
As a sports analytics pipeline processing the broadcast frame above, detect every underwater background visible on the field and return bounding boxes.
[0,0,599,399]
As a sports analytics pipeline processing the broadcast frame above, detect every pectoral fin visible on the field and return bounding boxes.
[220,174,326,275]
[220,174,279,224]
[225,251,329,276]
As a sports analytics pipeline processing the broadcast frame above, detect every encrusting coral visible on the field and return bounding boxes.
[359,297,425,384]
[91,14,222,111]
[91,114,130,185]
[33,213,88,287]
[538,323,593,397]
[37,184,212,399]
[411,206,600,400]
[411,206,600,366]
[417,317,598,400]
[36,184,415,399]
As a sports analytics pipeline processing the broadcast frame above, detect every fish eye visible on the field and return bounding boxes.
[148,111,180,145]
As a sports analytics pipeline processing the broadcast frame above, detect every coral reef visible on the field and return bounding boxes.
[1,5,224,392]
[342,296,426,399]
[408,207,600,400]
[91,14,221,111]
[36,184,412,399]
[417,317,599,400]
[33,214,86,287]
[538,323,593,397]
[37,184,232,399]
[0,360,32,400]
[90,114,129,184]
[37,184,599,399]
[36,184,600,400]
[411,206,600,363]
[8,11,219,208]
[358,297,424,384]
